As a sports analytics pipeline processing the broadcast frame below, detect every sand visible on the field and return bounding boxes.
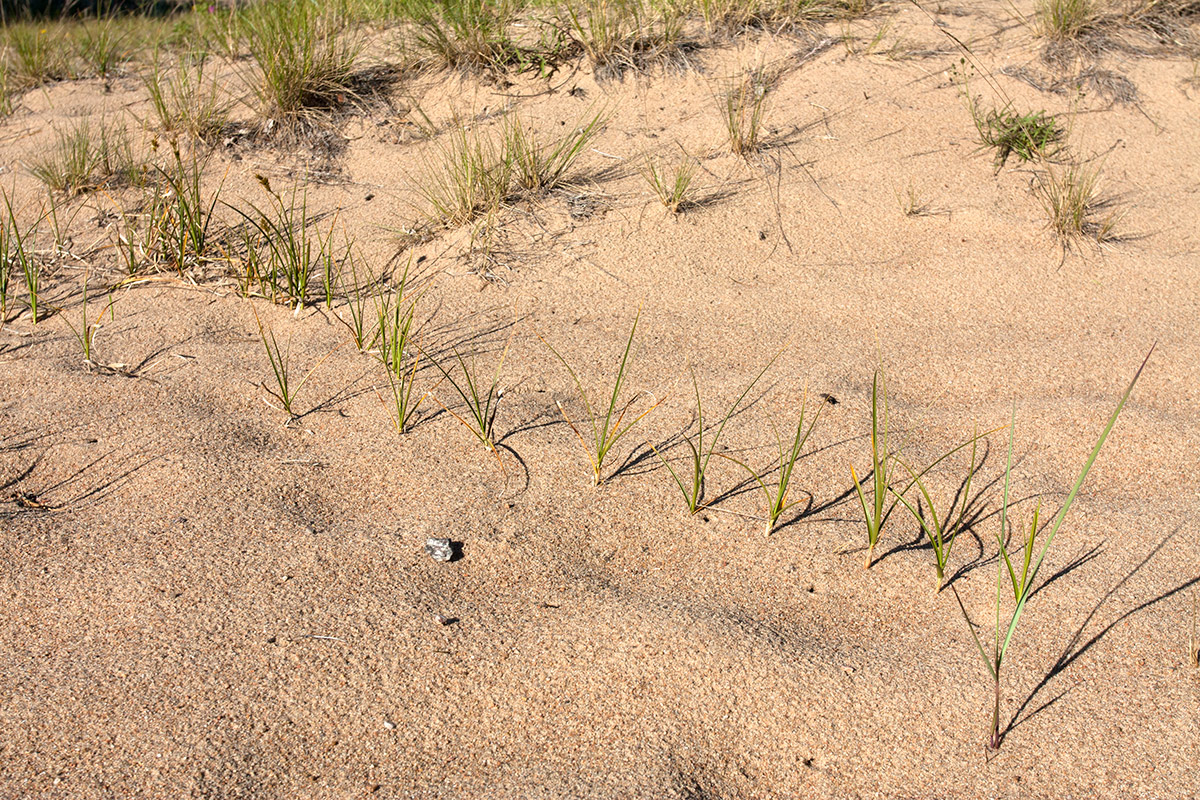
[2,2,1199,797]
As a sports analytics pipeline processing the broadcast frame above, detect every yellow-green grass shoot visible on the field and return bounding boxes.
[252,305,338,420]
[851,370,894,569]
[542,308,665,486]
[1,190,45,324]
[891,427,990,593]
[719,387,824,536]
[59,271,116,370]
[954,345,1153,750]
[653,352,779,515]
[426,326,514,453]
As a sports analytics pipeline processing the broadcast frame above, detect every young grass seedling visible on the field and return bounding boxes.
[719,388,824,536]
[252,305,337,420]
[1,191,45,324]
[718,65,776,157]
[542,309,665,486]
[891,428,984,593]
[60,271,116,370]
[426,326,514,453]
[954,346,1153,750]
[851,370,894,568]
[334,248,376,352]
[653,352,779,515]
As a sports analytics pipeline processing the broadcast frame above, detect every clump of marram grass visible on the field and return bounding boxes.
[542,309,665,486]
[891,427,994,593]
[420,110,607,227]
[1034,0,1099,40]
[59,271,116,371]
[6,24,72,87]
[1035,162,1120,242]
[28,119,141,196]
[561,0,688,76]
[145,53,232,142]
[243,0,364,124]
[406,0,523,71]
[642,152,698,213]
[955,347,1152,750]
[717,65,777,156]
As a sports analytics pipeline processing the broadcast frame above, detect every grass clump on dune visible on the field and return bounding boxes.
[243,0,364,124]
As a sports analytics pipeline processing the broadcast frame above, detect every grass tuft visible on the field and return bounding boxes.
[244,0,364,123]
[1035,162,1120,242]
[642,151,698,213]
[145,53,232,142]
[407,0,523,71]
[28,119,140,196]
[561,0,687,76]
[718,65,776,156]
[1035,0,1098,40]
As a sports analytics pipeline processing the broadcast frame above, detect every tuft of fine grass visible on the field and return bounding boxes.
[542,308,665,486]
[148,141,223,275]
[1035,162,1120,242]
[1035,0,1098,40]
[954,346,1153,750]
[421,111,605,228]
[145,53,232,142]
[504,111,607,196]
[717,65,776,156]
[76,18,131,79]
[243,0,364,124]
[642,151,698,213]
[6,24,72,88]
[28,119,140,196]
[420,122,511,227]
[406,0,523,71]
[561,0,688,76]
